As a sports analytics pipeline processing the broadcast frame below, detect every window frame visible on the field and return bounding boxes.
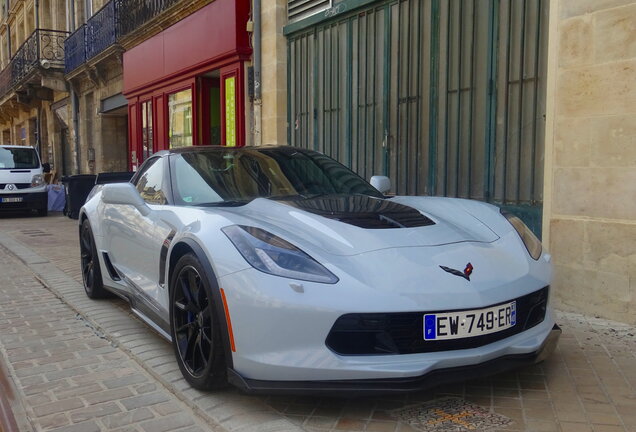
[132,155,173,206]
[166,86,195,150]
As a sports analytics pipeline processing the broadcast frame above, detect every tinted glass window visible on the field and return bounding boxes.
[134,158,167,205]
[171,148,383,206]
[0,147,39,169]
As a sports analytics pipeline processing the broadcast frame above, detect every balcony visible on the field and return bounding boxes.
[0,29,69,101]
[12,30,67,81]
[65,0,183,74]
[116,0,181,36]
[65,26,86,73]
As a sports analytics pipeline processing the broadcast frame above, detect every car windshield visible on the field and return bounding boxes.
[0,147,39,169]
[170,148,384,206]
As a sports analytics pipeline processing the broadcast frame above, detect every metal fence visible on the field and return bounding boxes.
[287,0,547,235]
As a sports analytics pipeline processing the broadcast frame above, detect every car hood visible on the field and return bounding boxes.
[0,169,38,184]
[216,195,499,256]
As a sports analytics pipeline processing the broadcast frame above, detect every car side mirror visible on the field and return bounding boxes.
[101,183,151,216]
[42,163,51,173]
[370,175,391,194]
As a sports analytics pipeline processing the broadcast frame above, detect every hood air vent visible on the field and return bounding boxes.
[280,195,435,229]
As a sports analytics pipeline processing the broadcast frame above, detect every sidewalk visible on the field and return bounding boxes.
[0,213,635,432]
[0,237,213,432]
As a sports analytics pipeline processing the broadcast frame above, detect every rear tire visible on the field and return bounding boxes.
[80,219,110,299]
[170,253,227,390]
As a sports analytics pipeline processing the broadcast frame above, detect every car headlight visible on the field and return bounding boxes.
[31,174,45,187]
[222,225,339,284]
[501,210,542,260]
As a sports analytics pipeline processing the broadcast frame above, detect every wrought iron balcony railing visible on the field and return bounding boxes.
[65,25,87,74]
[64,0,182,74]
[115,0,181,37]
[0,66,11,99]
[87,0,117,60]
[0,29,69,98]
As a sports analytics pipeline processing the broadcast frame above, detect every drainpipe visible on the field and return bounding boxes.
[36,106,41,156]
[69,0,80,173]
[3,0,9,60]
[68,0,75,32]
[72,91,80,174]
[253,0,262,146]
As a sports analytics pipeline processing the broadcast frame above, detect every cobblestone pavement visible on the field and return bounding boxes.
[0,213,635,432]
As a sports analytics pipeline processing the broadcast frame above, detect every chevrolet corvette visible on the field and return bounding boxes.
[78,146,560,394]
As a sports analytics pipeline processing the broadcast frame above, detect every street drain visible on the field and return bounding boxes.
[390,397,512,432]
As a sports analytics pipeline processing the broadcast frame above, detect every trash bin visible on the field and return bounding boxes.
[61,174,97,219]
[95,171,134,185]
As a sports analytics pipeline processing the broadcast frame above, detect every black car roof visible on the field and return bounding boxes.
[163,145,309,155]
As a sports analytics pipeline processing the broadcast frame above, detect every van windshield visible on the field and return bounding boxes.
[0,147,39,169]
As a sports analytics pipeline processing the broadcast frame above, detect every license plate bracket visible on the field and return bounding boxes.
[424,301,516,341]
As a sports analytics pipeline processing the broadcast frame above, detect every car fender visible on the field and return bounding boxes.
[166,236,235,369]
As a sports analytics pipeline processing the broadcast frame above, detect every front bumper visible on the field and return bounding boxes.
[229,324,561,396]
[0,190,47,211]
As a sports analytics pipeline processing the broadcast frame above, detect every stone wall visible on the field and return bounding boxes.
[260,0,288,145]
[74,61,127,175]
[544,0,636,323]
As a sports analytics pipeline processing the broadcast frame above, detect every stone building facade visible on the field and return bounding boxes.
[65,0,217,175]
[0,0,69,178]
[543,0,636,324]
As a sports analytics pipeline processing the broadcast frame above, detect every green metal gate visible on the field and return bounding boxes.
[287,0,548,236]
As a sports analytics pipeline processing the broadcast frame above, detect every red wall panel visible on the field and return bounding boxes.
[123,0,250,95]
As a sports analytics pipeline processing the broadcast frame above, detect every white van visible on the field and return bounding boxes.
[0,145,49,216]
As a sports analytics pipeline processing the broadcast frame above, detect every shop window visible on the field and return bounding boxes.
[141,100,154,160]
[168,89,193,148]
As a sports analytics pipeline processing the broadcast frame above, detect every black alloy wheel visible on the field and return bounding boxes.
[80,219,109,299]
[170,253,227,390]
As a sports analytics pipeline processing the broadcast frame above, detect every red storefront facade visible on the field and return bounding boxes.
[123,0,251,170]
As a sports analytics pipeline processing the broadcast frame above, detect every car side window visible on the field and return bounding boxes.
[134,157,167,205]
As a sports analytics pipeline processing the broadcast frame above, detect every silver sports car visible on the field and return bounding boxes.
[79,146,560,394]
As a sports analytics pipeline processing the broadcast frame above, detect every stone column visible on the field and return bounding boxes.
[260,0,288,145]
[543,0,636,324]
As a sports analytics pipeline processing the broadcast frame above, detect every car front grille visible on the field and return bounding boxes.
[0,183,31,190]
[326,286,549,355]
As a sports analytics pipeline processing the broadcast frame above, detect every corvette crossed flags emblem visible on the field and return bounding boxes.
[439,262,474,281]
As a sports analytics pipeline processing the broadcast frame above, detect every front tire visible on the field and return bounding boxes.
[80,219,109,299]
[170,253,227,390]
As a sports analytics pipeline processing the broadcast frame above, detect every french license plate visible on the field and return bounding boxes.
[424,301,516,340]
[1,197,22,203]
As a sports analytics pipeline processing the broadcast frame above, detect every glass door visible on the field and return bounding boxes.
[168,89,193,148]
